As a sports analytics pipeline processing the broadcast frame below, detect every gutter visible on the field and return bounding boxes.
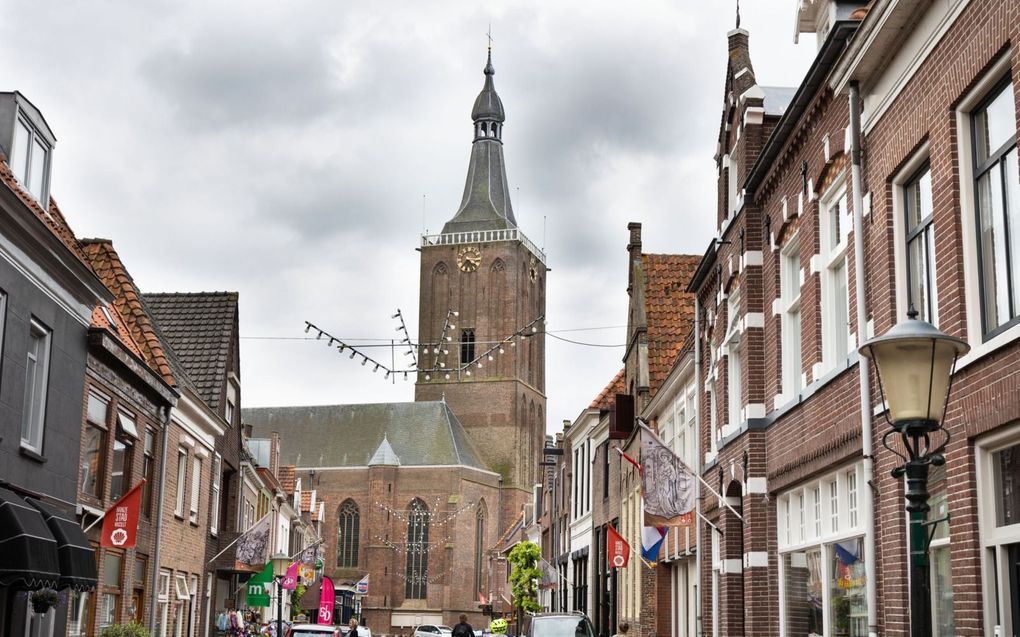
[849,81,878,637]
[149,404,173,634]
[693,296,703,637]
[743,21,860,199]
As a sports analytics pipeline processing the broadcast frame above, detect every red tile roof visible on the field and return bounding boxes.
[0,159,90,266]
[641,253,700,396]
[81,240,176,387]
[278,465,296,495]
[90,302,145,360]
[589,368,625,410]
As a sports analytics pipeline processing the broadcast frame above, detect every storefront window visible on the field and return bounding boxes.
[932,545,955,635]
[783,548,823,636]
[995,442,1020,526]
[829,538,867,637]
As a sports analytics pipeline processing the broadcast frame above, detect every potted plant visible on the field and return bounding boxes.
[30,588,59,614]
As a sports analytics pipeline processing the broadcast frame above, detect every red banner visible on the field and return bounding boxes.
[100,481,144,548]
[281,562,299,590]
[318,575,335,625]
[607,524,630,569]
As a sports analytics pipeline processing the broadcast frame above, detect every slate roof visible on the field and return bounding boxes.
[641,253,700,397]
[589,368,625,410]
[81,240,176,386]
[143,292,238,408]
[243,401,489,471]
[368,436,401,466]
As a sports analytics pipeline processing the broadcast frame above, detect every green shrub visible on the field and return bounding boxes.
[100,621,152,637]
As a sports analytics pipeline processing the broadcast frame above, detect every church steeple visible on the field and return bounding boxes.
[441,48,517,235]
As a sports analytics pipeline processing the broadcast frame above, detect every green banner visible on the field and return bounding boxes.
[246,562,272,607]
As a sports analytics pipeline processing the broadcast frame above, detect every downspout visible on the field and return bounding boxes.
[849,80,878,637]
[693,296,703,637]
[150,404,173,634]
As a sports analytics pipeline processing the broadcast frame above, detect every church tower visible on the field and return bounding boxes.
[415,49,546,517]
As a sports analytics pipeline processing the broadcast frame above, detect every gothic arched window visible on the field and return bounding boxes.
[405,499,430,599]
[474,502,486,596]
[337,500,359,568]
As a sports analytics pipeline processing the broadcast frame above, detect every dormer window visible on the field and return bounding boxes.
[1,92,57,208]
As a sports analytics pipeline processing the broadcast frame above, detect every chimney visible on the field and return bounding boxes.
[627,222,642,291]
[727,28,756,98]
[270,432,280,477]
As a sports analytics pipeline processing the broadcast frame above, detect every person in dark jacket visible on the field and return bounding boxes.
[452,615,475,637]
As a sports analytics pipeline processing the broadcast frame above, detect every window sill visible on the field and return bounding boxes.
[174,513,185,521]
[19,445,46,463]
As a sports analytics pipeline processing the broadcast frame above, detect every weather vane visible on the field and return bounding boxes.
[735,0,741,29]
[487,24,494,51]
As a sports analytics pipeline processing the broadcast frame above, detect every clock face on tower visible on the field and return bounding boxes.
[457,246,482,272]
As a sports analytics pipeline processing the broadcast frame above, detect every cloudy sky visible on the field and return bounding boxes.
[1,1,816,431]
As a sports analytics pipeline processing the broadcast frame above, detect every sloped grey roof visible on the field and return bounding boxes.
[762,86,797,117]
[242,401,490,471]
[368,436,401,466]
[144,292,238,409]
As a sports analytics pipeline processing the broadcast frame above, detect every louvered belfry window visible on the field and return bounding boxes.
[337,500,360,568]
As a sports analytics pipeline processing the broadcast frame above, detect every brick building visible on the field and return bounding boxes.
[76,240,178,635]
[244,402,502,631]
[687,1,1020,635]
[145,292,244,637]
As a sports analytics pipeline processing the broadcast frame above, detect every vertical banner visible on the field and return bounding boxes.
[246,562,273,607]
[235,514,272,570]
[281,562,300,590]
[318,575,335,625]
[100,481,144,548]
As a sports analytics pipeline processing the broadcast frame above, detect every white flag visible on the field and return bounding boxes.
[640,424,695,523]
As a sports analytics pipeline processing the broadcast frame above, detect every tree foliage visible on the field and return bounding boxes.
[507,541,542,613]
[100,622,152,637]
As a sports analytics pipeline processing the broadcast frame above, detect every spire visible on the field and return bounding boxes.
[368,435,401,467]
[441,47,517,235]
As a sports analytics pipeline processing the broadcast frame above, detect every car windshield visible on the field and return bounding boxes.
[530,617,593,637]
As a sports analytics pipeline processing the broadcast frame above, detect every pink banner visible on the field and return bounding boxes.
[281,562,300,590]
[317,575,335,625]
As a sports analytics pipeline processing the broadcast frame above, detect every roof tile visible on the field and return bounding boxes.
[641,253,700,396]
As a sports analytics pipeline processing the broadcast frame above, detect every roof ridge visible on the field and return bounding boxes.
[80,240,176,387]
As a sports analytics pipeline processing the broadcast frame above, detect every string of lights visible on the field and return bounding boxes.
[304,310,549,381]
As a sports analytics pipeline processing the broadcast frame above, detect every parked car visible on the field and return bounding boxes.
[414,625,453,637]
[523,613,595,637]
[289,624,339,637]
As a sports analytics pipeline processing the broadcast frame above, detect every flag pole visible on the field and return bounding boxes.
[83,480,146,533]
[207,512,273,565]
[636,422,745,525]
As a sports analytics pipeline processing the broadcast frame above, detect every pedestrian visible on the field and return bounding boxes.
[612,622,629,637]
[348,618,360,637]
[453,614,474,637]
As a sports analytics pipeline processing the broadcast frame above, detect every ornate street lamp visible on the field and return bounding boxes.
[271,553,291,637]
[858,311,969,637]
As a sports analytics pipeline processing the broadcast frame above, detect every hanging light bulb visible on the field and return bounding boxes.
[445,373,451,380]
[304,323,312,333]
[477,362,483,368]
[499,348,505,354]
[316,330,324,339]
[488,355,494,361]
[531,326,538,332]
[403,372,408,381]
[511,341,516,347]
[452,311,459,317]
[349,351,356,359]
[392,311,401,319]
[327,338,335,346]
[465,370,472,377]
[384,371,391,379]
[361,358,368,366]
[373,364,379,373]
[443,349,449,355]
[439,362,445,368]
[425,374,431,381]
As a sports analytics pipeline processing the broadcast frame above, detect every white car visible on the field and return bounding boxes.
[289,625,339,637]
[414,625,453,637]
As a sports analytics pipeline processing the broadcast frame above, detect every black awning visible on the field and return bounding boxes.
[27,499,97,592]
[0,487,60,590]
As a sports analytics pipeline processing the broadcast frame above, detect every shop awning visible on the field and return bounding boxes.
[0,488,60,590]
[27,499,97,591]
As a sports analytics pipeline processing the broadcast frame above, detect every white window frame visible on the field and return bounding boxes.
[956,52,1020,367]
[778,462,866,637]
[0,292,6,366]
[190,455,202,523]
[10,113,52,205]
[157,570,171,637]
[21,318,52,453]
[175,448,187,517]
[893,147,940,325]
[780,234,803,399]
[819,178,851,374]
[210,452,222,535]
[976,423,1020,636]
[725,286,742,431]
[175,573,190,601]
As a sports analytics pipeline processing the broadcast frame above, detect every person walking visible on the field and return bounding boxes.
[453,615,475,637]
[612,622,629,637]
[348,618,360,637]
